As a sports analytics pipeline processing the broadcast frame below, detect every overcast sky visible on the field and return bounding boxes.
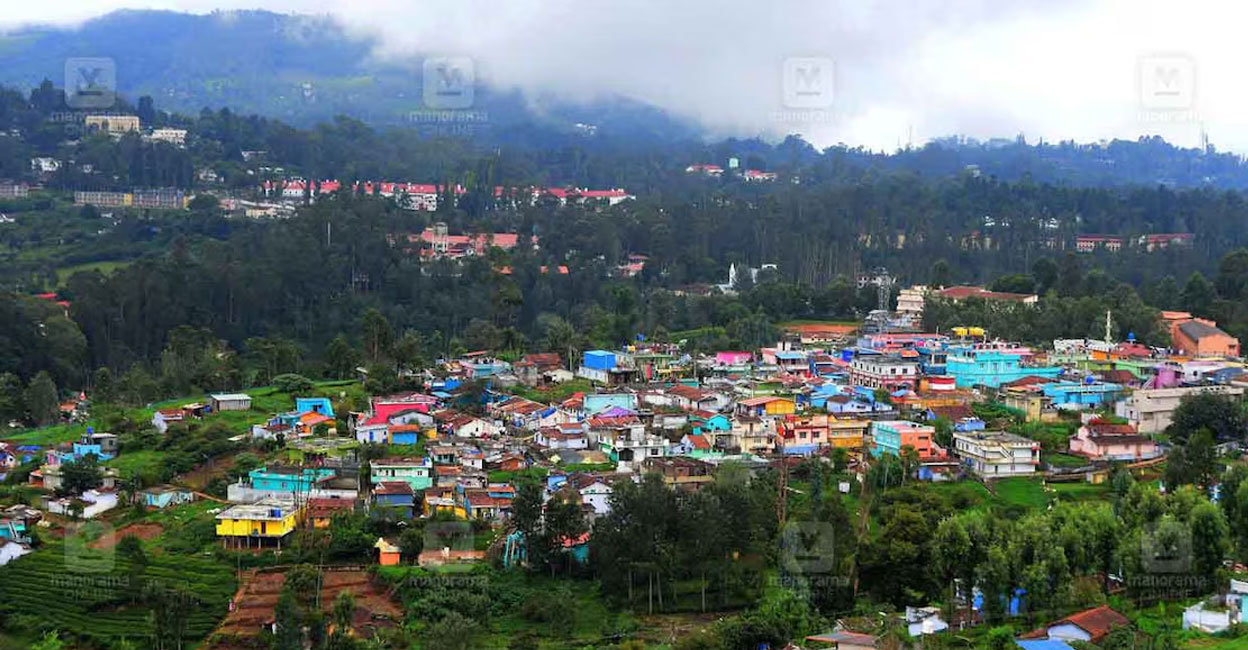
[3,0,1244,152]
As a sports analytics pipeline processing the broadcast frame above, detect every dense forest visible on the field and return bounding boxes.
[6,79,1248,419]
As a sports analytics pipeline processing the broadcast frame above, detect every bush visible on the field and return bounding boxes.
[272,374,314,394]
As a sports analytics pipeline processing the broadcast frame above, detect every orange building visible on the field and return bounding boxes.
[1166,314,1240,357]
[375,537,401,566]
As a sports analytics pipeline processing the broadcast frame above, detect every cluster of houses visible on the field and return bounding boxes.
[261,178,633,211]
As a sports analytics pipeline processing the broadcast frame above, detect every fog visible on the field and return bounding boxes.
[6,0,1245,151]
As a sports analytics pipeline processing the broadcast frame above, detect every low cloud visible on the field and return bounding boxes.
[5,0,1246,151]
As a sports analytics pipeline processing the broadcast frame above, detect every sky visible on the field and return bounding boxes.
[2,0,1244,152]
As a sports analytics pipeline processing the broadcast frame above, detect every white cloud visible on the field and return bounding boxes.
[2,0,1244,152]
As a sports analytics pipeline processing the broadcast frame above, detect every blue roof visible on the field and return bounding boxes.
[775,352,805,360]
[1017,641,1076,650]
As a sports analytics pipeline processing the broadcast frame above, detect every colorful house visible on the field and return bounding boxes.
[215,497,303,547]
[375,537,402,566]
[735,396,797,418]
[370,457,433,491]
[946,343,1062,388]
[138,486,195,509]
[1068,420,1159,461]
[870,420,942,459]
[373,482,416,517]
[294,397,335,418]
[307,497,354,527]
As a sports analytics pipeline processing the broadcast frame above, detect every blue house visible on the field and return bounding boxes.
[1040,381,1124,409]
[584,393,637,415]
[295,397,334,418]
[946,346,1061,388]
[249,466,336,492]
[691,413,731,436]
[139,486,195,509]
[390,427,421,446]
[373,482,416,518]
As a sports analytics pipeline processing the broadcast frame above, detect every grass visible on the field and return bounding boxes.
[3,421,84,446]
[106,450,166,477]
[53,259,128,286]
[1050,482,1112,502]
[1046,452,1092,468]
[993,477,1049,509]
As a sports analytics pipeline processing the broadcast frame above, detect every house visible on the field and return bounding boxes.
[210,393,252,412]
[535,426,588,450]
[1069,419,1159,461]
[946,343,1062,388]
[514,353,564,386]
[1116,385,1245,434]
[151,408,185,433]
[665,385,731,412]
[370,457,433,491]
[294,397,334,418]
[850,356,920,391]
[1030,605,1130,644]
[870,421,943,460]
[306,498,354,528]
[1171,318,1240,357]
[729,416,776,454]
[375,537,402,566]
[954,431,1040,477]
[642,457,714,491]
[45,489,118,519]
[937,285,1039,305]
[1040,381,1125,410]
[215,497,303,548]
[805,631,878,650]
[735,396,797,418]
[138,486,195,509]
[389,424,423,446]
[373,482,416,517]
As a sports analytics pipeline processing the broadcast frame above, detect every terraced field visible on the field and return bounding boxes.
[0,540,236,645]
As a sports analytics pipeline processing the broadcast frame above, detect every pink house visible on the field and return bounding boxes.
[715,351,752,365]
[1068,419,1158,461]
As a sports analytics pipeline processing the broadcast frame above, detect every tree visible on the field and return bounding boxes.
[989,274,1035,294]
[1189,501,1230,586]
[1032,257,1059,294]
[24,371,58,425]
[1182,271,1216,316]
[324,335,359,380]
[59,454,103,497]
[1167,392,1247,443]
[425,611,477,650]
[31,632,65,650]
[930,259,952,288]
[332,590,356,635]
[1058,252,1082,297]
[360,308,393,361]
[272,373,314,394]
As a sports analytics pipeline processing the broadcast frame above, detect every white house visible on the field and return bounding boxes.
[953,431,1040,477]
[210,393,252,412]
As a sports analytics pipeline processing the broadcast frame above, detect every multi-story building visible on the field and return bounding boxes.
[147,128,188,145]
[132,189,188,209]
[84,114,141,134]
[945,342,1062,388]
[850,356,920,391]
[74,190,131,207]
[1115,385,1245,434]
[953,431,1040,477]
[870,420,941,459]
[0,183,29,198]
[370,457,434,491]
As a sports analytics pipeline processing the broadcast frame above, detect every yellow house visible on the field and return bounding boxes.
[736,396,797,417]
[215,497,304,548]
[827,418,869,449]
[422,487,467,519]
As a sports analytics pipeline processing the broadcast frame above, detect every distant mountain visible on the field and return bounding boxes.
[0,9,701,146]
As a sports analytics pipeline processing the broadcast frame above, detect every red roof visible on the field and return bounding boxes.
[1052,606,1129,642]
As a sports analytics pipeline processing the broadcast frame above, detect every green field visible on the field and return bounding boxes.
[992,477,1049,509]
[53,259,129,287]
[0,539,236,646]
